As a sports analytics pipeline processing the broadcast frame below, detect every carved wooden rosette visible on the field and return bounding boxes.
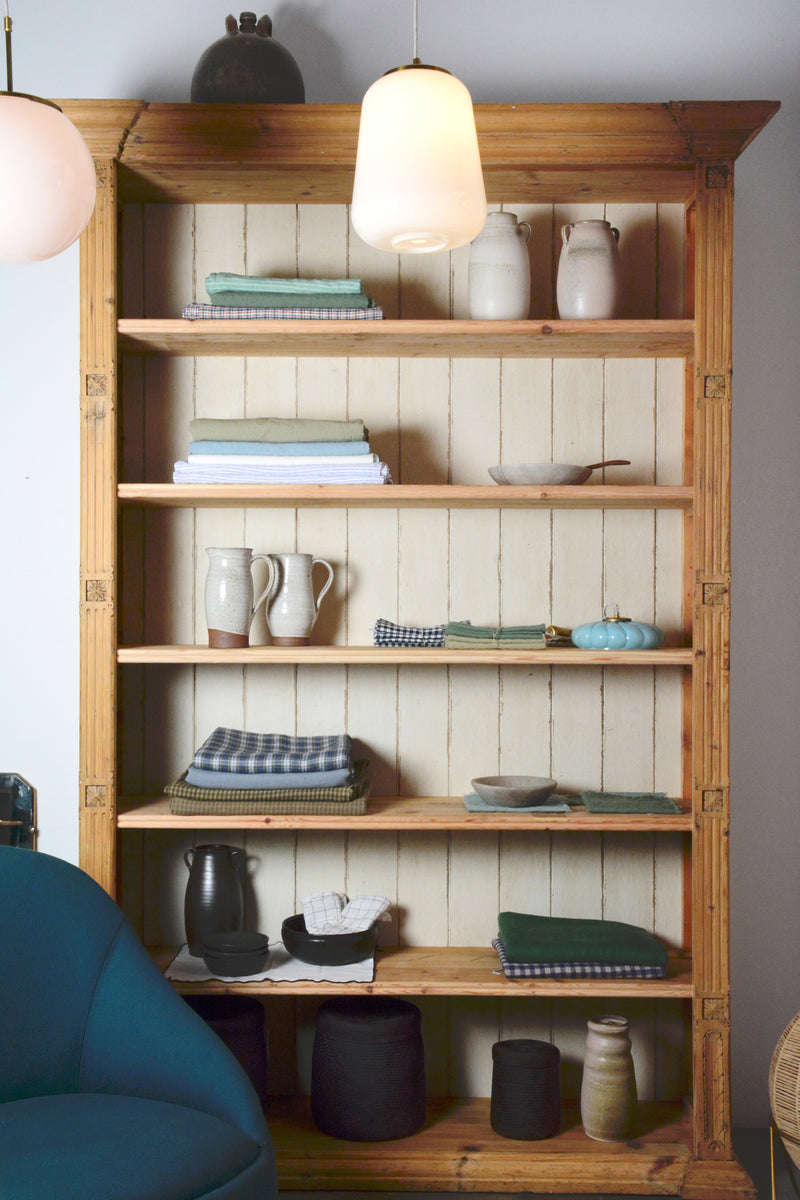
[79,152,119,894]
[691,158,735,1162]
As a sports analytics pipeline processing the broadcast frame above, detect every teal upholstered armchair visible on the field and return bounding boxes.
[0,846,278,1200]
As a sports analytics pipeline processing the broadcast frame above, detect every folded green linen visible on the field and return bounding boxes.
[497,911,668,967]
[206,273,365,296]
[206,290,377,309]
[581,790,681,814]
[444,622,546,640]
[189,417,368,444]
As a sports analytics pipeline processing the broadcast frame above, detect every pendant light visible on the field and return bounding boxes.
[0,1,96,263]
[351,0,486,254]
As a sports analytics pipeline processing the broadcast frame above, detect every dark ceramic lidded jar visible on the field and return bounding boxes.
[191,12,305,103]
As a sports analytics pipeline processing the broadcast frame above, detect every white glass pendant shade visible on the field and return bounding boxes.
[0,94,96,263]
[351,65,486,253]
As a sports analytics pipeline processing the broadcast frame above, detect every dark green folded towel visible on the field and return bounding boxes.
[497,911,668,967]
[581,791,681,814]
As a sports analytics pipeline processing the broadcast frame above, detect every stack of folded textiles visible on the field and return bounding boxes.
[373,618,445,647]
[492,911,669,979]
[172,415,392,485]
[166,727,371,816]
[444,621,547,649]
[182,273,384,320]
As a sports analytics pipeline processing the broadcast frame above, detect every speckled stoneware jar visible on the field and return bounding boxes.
[580,1015,637,1141]
[468,211,531,319]
[556,219,621,319]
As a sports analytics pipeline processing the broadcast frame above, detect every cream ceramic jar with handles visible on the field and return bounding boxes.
[468,211,532,319]
[556,219,621,319]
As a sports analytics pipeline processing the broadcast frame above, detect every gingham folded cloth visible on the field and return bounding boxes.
[302,891,391,935]
[491,938,668,979]
[193,728,352,774]
[182,302,384,320]
[373,618,445,647]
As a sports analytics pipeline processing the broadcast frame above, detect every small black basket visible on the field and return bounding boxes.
[311,997,426,1141]
[490,1038,561,1140]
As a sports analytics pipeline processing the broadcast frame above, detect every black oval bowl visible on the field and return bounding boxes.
[281,913,379,966]
[202,930,270,977]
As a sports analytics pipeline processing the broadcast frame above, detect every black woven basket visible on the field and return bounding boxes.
[490,1038,561,1140]
[185,994,268,1104]
[311,997,426,1140]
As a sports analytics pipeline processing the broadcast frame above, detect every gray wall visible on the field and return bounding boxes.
[1,0,797,1126]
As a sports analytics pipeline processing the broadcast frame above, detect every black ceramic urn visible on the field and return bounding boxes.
[190,12,305,103]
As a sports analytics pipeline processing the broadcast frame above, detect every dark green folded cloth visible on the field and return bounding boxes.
[497,911,668,967]
[207,290,377,309]
[581,790,681,814]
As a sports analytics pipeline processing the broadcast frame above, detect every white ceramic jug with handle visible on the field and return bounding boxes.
[556,219,621,319]
[468,210,532,319]
[204,547,275,648]
[266,553,334,645]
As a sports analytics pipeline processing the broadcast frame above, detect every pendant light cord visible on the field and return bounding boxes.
[412,0,420,66]
[3,0,12,93]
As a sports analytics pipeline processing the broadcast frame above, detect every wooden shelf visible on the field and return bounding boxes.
[118,793,692,831]
[118,644,694,666]
[117,317,694,359]
[155,945,692,998]
[267,1096,755,1198]
[119,482,692,510]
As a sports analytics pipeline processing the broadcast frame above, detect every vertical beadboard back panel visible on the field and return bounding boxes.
[119,200,688,1099]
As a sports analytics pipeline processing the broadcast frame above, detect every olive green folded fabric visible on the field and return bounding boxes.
[497,911,668,967]
[581,790,681,814]
[189,417,368,443]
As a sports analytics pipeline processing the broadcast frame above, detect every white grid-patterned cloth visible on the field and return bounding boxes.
[182,302,384,320]
[302,891,391,934]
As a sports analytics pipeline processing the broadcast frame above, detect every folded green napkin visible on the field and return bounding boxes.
[581,790,681,814]
[497,911,668,967]
[206,290,376,309]
[206,273,365,296]
[189,417,368,444]
[444,622,546,640]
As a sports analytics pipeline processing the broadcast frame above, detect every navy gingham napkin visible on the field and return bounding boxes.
[193,728,352,774]
[373,618,445,647]
[491,937,667,979]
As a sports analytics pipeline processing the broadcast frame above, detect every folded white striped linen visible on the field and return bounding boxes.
[187,452,379,466]
[173,460,392,484]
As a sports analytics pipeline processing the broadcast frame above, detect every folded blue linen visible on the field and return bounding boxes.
[186,765,353,790]
[206,273,365,296]
[189,440,372,457]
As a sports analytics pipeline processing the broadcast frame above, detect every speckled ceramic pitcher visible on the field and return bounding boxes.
[265,553,334,645]
[204,547,275,648]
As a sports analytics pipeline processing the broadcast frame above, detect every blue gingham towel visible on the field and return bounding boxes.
[182,302,384,320]
[302,891,391,935]
[491,938,667,979]
[193,728,352,774]
[373,618,446,647]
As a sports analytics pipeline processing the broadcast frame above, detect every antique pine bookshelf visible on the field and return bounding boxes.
[75,99,778,1198]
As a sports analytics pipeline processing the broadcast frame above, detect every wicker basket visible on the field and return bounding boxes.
[769,1011,800,1168]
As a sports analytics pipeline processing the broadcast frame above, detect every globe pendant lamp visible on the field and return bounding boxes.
[351,1,486,254]
[0,2,96,263]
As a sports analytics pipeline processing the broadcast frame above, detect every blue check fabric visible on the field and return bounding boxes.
[182,303,384,320]
[491,938,668,979]
[193,727,352,774]
[373,618,445,647]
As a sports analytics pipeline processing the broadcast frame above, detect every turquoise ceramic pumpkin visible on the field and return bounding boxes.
[571,612,664,650]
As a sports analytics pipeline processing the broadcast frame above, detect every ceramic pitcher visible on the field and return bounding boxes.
[204,547,275,648]
[556,219,621,319]
[468,211,532,319]
[580,1015,637,1141]
[183,843,245,956]
[265,553,334,645]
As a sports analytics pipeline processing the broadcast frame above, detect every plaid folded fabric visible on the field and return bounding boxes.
[373,618,445,647]
[492,938,667,979]
[182,302,384,320]
[166,760,369,811]
[168,790,370,817]
[301,891,390,934]
[193,728,352,773]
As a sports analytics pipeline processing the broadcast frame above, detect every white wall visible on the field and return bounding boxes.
[0,0,797,1126]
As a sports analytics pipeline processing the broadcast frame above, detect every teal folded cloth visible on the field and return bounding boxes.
[464,792,570,814]
[189,417,368,443]
[206,272,364,296]
[497,911,669,967]
[581,790,681,814]
[207,290,377,309]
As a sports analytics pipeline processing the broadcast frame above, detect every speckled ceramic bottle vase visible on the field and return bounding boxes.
[556,219,621,319]
[580,1015,637,1141]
